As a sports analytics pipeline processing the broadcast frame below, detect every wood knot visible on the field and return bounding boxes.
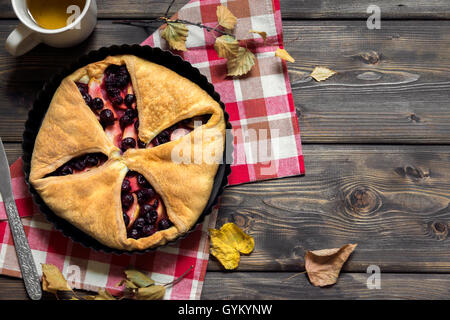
[395,166,430,180]
[359,50,380,65]
[429,221,448,240]
[345,186,381,216]
[409,113,421,123]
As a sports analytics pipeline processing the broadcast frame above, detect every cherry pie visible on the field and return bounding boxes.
[29,55,225,251]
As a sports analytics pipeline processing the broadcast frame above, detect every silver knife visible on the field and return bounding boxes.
[0,138,42,300]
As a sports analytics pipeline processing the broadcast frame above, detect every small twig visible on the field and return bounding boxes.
[114,18,234,37]
[281,271,306,282]
[164,265,194,287]
[164,0,177,18]
[166,18,234,37]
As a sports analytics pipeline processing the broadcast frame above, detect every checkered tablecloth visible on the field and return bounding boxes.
[0,0,304,299]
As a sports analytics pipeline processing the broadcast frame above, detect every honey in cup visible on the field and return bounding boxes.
[27,0,86,30]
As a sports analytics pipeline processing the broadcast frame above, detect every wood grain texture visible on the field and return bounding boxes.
[208,144,450,273]
[1,21,450,143]
[1,272,449,300]
[201,272,450,300]
[1,0,450,19]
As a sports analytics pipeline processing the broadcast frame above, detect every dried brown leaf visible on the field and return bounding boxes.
[41,264,71,294]
[275,48,295,63]
[214,35,240,59]
[226,47,256,77]
[310,66,337,81]
[161,22,188,51]
[135,285,166,300]
[305,243,358,287]
[248,30,267,41]
[217,5,237,30]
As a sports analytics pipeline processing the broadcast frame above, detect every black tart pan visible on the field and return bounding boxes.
[22,44,232,255]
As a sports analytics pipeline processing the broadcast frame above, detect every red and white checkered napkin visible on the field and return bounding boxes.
[0,0,304,299]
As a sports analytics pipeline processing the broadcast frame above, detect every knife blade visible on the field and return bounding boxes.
[0,138,42,300]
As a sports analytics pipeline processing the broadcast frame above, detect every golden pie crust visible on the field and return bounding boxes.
[30,55,225,251]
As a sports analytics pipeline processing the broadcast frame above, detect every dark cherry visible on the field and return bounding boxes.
[111,95,124,107]
[121,137,136,152]
[86,155,99,167]
[100,109,115,127]
[159,219,171,230]
[142,225,156,237]
[72,158,86,171]
[105,64,121,76]
[134,119,140,132]
[82,93,92,106]
[106,86,121,98]
[121,192,134,210]
[119,115,133,129]
[137,174,149,187]
[137,139,146,149]
[152,199,159,209]
[121,179,131,193]
[128,228,140,239]
[60,165,73,176]
[140,204,153,216]
[158,130,170,144]
[91,97,104,110]
[136,188,155,205]
[144,210,158,225]
[134,217,146,230]
[76,82,88,95]
[124,108,137,119]
[123,213,130,227]
[124,94,136,107]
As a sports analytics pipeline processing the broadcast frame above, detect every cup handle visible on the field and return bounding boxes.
[5,23,41,56]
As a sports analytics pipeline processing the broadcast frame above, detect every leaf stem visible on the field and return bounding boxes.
[164,265,194,287]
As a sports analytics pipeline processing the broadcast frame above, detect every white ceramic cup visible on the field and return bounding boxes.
[6,0,97,56]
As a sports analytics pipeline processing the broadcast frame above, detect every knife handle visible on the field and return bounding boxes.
[4,198,42,300]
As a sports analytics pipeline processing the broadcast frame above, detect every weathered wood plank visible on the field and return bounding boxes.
[4,143,450,273]
[201,272,450,300]
[1,21,450,143]
[207,144,450,272]
[3,143,22,165]
[1,272,449,300]
[2,0,450,19]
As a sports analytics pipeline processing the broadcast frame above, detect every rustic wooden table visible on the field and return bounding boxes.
[1,0,450,300]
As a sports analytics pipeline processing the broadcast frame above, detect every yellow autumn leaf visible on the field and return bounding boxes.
[248,30,267,41]
[209,232,241,270]
[214,35,240,59]
[216,5,237,30]
[227,47,256,77]
[209,222,255,270]
[41,264,71,294]
[275,48,295,63]
[218,222,255,254]
[161,22,188,51]
[310,66,337,82]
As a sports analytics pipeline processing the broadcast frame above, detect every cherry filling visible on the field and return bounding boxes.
[148,114,211,148]
[45,153,108,177]
[121,171,172,239]
[76,64,143,153]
